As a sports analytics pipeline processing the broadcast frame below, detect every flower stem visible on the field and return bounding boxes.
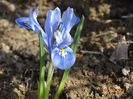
[54,69,70,99]
[54,16,84,99]
[45,61,54,99]
[38,34,45,99]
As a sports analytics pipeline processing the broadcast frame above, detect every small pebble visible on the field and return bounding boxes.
[8,4,16,12]
[0,43,10,53]
[124,83,133,90]
[122,67,130,76]
[0,19,10,28]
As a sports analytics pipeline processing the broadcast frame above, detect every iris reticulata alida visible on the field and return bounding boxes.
[16,7,80,70]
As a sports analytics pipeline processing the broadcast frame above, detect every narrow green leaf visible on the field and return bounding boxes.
[72,15,85,52]
[45,61,54,99]
[38,34,46,99]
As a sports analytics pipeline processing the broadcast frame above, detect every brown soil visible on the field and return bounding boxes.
[1,0,133,99]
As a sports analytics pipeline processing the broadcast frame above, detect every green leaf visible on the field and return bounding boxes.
[38,34,46,99]
[72,15,85,52]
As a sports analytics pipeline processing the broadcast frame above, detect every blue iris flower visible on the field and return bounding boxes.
[16,7,80,70]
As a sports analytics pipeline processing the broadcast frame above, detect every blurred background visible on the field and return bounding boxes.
[0,0,133,99]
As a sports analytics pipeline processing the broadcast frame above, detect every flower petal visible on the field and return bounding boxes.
[51,47,76,70]
[54,30,73,48]
[33,7,40,23]
[15,17,31,29]
[54,30,63,46]
[29,8,41,33]
[59,7,80,46]
[29,8,48,45]
[41,30,48,46]
[61,7,80,33]
[45,7,61,53]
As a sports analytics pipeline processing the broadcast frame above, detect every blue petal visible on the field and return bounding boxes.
[29,8,41,33]
[54,30,63,46]
[60,7,80,46]
[30,7,40,26]
[29,8,48,45]
[44,7,61,53]
[62,32,73,46]
[33,7,40,23]
[61,7,80,33]
[54,30,73,48]
[41,30,48,46]
[15,17,31,29]
[51,47,76,70]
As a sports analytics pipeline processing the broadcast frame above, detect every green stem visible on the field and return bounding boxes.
[45,61,54,99]
[38,34,45,99]
[54,16,84,99]
[54,69,70,99]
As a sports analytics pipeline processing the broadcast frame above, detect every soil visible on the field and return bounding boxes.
[1,0,133,99]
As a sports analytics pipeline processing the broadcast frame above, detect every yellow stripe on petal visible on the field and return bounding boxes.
[61,48,65,57]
